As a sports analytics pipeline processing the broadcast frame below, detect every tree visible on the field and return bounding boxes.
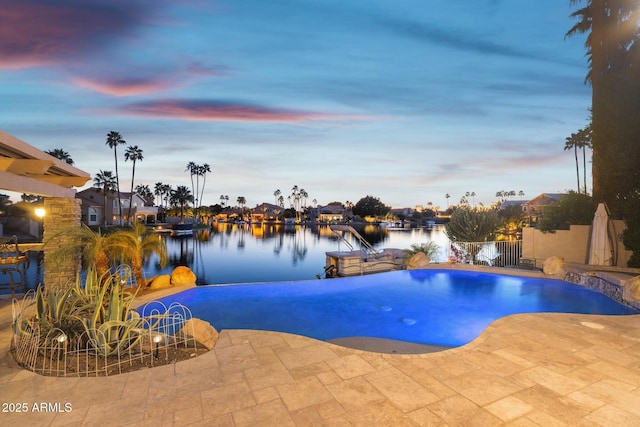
[564,125,592,194]
[45,148,74,165]
[170,186,193,222]
[274,189,281,206]
[135,184,153,201]
[105,131,126,225]
[124,145,143,224]
[498,205,528,237]
[445,206,501,242]
[93,170,117,225]
[566,0,640,208]
[537,191,596,233]
[564,131,582,193]
[197,163,211,220]
[352,195,391,218]
[237,196,246,214]
[186,162,197,218]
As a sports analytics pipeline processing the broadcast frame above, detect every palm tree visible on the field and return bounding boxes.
[564,131,581,192]
[185,162,198,219]
[197,163,211,218]
[577,125,593,194]
[566,0,640,197]
[518,190,525,200]
[445,193,450,208]
[93,170,117,225]
[154,182,164,207]
[45,148,74,165]
[171,185,193,222]
[105,131,126,225]
[274,189,281,206]
[106,223,168,287]
[237,196,246,211]
[135,184,153,201]
[124,145,143,224]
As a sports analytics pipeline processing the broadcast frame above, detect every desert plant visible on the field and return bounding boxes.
[46,223,167,288]
[104,223,168,287]
[445,206,501,242]
[403,242,440,261]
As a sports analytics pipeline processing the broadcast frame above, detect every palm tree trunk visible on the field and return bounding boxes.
[582,146,587,194]
[574,146,580,192]
[114,149,122,225]
[128,160,136,225]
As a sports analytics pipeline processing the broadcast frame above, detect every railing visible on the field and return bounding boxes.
[447,240,523,267]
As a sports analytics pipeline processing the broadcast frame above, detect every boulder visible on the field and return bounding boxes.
[543,256,565,276]
[148,274,172,290]
[407,252,431,270]
[171,266,197,287]
[180,318,219,350]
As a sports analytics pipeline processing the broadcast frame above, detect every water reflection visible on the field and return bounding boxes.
[146,224,450,285]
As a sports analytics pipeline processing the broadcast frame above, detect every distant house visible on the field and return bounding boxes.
[389,207,414,218]
[77,188,158,226]
[500,200,527,210]
[522,193,565,225]
[250,202,282,222]
[317,204,346,223]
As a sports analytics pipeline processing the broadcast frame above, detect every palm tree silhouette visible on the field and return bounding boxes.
[171,186,193,222]
[105,131,126,225]
[45,148,74,165]
[125,145,143,224]
[93,170,117,225]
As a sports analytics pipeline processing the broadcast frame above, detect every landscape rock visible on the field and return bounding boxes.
[180,318,219,350]
[171,266,197,287]
[543,256,565,276]
[407,252,431,270]
[148,274,172,290]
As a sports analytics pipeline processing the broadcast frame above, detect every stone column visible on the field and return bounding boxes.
[43,197,82,289]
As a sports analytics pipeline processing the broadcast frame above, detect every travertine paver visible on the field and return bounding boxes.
[1,295,640,426]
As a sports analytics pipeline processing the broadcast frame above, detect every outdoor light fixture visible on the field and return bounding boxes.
[153,335,163,358]
[35,207,45,218]
[56,334,67,360]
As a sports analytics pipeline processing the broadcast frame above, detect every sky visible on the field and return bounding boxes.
[1,0,592,209]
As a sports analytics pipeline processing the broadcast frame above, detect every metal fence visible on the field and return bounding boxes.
[447,240,523,267]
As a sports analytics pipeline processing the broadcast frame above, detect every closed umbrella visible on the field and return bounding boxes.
[588,203,612,266]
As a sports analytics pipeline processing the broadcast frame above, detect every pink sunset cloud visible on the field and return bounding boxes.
[0,1,146,69]
[71,77,174,97]
[116,99,372,123]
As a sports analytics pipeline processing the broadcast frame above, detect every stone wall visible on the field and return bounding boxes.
[522,220,631,268]
[43,197,82,289]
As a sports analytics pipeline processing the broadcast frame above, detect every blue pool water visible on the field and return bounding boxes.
[149,269,638,348]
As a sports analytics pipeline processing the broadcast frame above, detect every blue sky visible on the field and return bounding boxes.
[1,0,591,209]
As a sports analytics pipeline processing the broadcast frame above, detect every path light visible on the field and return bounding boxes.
[56,334,67,360]
[153,335,163,358]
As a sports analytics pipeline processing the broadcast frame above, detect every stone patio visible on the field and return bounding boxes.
[1,292,640,426]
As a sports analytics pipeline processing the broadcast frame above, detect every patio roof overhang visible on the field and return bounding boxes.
[0,130,91,198]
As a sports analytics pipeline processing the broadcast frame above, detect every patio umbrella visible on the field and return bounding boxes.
[588,203,613,266]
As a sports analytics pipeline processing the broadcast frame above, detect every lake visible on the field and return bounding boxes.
[145,223,450,285]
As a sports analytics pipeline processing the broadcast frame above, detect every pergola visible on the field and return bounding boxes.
[0,130,91,288]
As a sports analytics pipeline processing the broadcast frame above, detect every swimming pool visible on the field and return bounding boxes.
[150,269,638,348]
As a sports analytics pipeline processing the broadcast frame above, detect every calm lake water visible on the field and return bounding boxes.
[145,223,450,285]
[1,223,447,294]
